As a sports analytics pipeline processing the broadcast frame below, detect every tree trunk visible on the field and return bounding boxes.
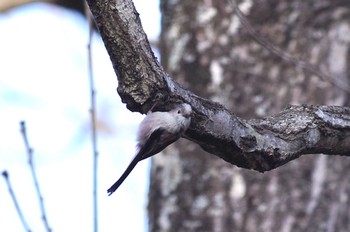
[148,1,350,231]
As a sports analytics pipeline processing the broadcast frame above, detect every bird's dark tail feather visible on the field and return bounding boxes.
[107,156,139,196]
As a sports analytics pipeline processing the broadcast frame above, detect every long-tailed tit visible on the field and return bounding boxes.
[107,103,192,196]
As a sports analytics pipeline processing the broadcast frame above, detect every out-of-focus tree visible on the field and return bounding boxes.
[148,0,350,231]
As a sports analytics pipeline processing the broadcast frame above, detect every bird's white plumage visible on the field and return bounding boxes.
[136,103,192,148]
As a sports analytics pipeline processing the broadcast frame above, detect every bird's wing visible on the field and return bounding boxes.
[137,128,180,161]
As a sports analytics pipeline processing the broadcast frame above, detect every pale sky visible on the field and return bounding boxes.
[0,1,160,231]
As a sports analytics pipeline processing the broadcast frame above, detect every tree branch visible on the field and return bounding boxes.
[85,0,350,172]
[86,0,169,112]
[20,121,52,232]
[2,170,32,232]
[187,104,350,171]
[84,3,99,232]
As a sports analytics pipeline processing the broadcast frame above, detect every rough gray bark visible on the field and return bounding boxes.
[86,0,350,172]
[85,0,350,231]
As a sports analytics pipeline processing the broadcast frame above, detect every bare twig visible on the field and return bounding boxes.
[84,4,99,232]
[20,121,51,232]
[228,0,350,94]
[2,170,32,232]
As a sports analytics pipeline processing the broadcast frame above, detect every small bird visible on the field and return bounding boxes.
[107,103,192,196]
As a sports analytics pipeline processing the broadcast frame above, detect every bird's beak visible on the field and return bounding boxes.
[185,112,192,118]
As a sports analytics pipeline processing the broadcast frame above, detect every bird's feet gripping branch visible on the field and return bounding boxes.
[107,103,192,196]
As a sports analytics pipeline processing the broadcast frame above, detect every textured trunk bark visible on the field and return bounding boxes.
[149,0,350,231]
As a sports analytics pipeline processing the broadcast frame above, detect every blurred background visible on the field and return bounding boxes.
[0,0,159,231]
[2,0,350,232]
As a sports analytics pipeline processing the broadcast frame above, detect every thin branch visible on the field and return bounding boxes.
[228,0,350,94]
[84,4,99,232]
[2,170,32,232]
[20,121,51,232]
